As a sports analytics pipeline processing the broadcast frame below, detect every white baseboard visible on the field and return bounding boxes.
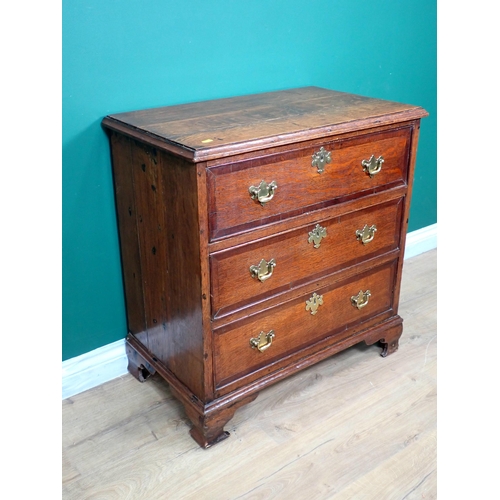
[404,222,437,260]
[62,223,437,400]
[62,339,128,399]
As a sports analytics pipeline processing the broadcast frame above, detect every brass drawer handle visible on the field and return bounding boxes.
[308,224,327,248]
[306,292,324,315]
[356,224,377,245]
[250,330,275,352]
[311,146,331,173]
[351,290,371,310]
[249,180,278,205]
[249,258,276,282]
[362,155,384,177]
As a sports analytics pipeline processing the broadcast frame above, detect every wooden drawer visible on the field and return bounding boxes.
[214,260,397,391]
[207,126,411,240]
[210,197,403,317]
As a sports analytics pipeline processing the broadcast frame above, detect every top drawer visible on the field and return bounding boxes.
[207,126,411,240]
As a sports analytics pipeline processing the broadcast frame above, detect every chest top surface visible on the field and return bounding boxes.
[103,87,428,161]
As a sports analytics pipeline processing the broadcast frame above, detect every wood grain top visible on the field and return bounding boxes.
[102,87,428,161]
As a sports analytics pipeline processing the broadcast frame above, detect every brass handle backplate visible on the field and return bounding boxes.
[249,180,278,205]
[249,258,276,282]
[356,224,377,245]
[312,147,332,174]
[250,330,275,352]
[308,224,327,248]
[306,292,324,315]
[361,155,384,177]
[351,290,371,310]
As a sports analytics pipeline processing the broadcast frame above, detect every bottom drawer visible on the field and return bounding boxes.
[214,260,397,391]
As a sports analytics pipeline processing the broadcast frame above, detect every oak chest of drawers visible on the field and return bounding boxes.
[102,87,428,448]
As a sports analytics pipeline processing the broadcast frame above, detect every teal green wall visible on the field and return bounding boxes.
[63,0,437,360]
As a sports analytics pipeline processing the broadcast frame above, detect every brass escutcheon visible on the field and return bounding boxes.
[249,180,278,206]
[356,224,377,245]
[308,224,327,248]
[311,147,332,174]
[351,290,371,310]
[249,258,276,282]
[250,330,275,352]
[306,292,324,315]
[361,155,384,177]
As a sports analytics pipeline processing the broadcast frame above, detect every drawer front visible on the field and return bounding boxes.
[207,127,411,240]
[214,261,396,390]
[210,197,403,317]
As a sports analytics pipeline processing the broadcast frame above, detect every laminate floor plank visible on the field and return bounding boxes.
[330,429,437,500]
[176,367,436,500]
[62,249,436,500]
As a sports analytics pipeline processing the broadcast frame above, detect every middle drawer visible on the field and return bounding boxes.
[210,197,404,318]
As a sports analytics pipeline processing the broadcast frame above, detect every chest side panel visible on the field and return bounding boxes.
[110,133,205,399]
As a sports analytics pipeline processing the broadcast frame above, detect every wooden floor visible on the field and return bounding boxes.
[62,249,437,500]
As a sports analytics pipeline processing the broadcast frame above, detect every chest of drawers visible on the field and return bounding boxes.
[102,87,427,448]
